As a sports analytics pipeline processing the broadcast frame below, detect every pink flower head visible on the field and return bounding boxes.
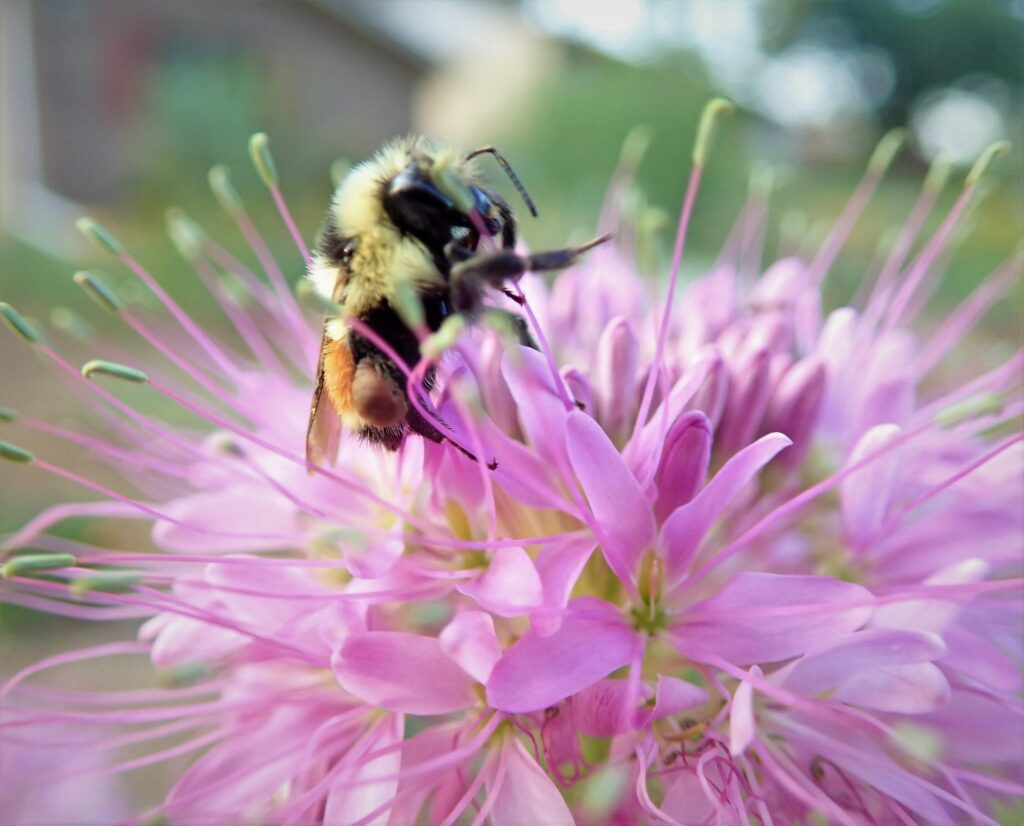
[1,108,1021,823]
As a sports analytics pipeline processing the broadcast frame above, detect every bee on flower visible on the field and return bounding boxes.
[1,100,1021,825]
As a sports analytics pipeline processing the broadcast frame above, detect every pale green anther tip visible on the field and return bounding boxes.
[71,570,141,596]
[936,393,1002,428]
[923,153,954,194]
[867,127,907,175]
[73,270,123,314]
[81,360,149,384]
[0,302,43,344]
[295,280,343,316]
[422,315,466,359]
[966,140,1011,187]
[208,165,243,213]
[392,278,426,330]
[692,97,735,167]
[165,208,206,262]
[248,132,279,188]
[0,406,16,422]
[619,125,653,170]
[2,553,77,579]
[431,156,476,215]
[0,439,34,464]
[76,216,123,255]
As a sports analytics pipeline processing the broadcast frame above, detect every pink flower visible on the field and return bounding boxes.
[1,108,1021,823]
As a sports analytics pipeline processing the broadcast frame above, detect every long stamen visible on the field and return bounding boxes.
[249,132,313,268]
[883,141,1011,329]
[633,98,733,440]
[209,162,313,354]
[916,246,1023,376]
[77,218,244,380]
[805,128,906,288]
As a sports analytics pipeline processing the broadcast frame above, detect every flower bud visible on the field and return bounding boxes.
[654,411,712,522]
[764,357,827,470]
[594,316,639,439]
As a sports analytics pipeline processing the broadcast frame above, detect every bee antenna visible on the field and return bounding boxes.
[466,146,538,218]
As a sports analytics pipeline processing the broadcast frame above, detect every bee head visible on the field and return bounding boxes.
[384,161,499,259]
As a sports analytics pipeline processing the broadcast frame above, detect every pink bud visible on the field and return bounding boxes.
[764,356,827,470]
[594,316,639,439]
[653,411,712,523]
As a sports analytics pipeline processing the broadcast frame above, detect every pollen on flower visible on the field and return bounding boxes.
[0,100,1021,826]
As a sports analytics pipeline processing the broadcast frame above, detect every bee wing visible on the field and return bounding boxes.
[306,323,342,469]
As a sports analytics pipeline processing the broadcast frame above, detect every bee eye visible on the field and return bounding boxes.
[341,239,357,263]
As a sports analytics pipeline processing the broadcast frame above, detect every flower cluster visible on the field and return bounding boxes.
[1,102,1021,825]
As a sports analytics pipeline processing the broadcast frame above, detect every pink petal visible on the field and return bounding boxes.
[782,628,947,697]
[439,611,501,684]
[650,675,708,722]
[323,714,403,826]
[841,423,903,547]
[661,770,716,825]
[832,662,950,713]
[502,346,571,465]
[205,556,330,636]
[659,433,791,582]
[675,573,872,665]
[729,666,760,756]
[573,679,646,737]
[457,546,543,617]
[566,410,656,582]
[153,485,300,552]
[489,739,575,826]
[653,411,712,523]
[594,316,639,438]
[333,632,473,714]
[531,535,597,636]
[871,558,989,634]
[487,598,641,713]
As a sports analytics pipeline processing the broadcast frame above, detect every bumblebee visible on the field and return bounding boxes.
[306,136,605,465]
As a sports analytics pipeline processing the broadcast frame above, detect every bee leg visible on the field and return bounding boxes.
[406,400,497,469]
[449,233,611,313]
[481,307,537,349]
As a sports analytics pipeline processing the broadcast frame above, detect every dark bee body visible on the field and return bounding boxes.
[305,136,605,466]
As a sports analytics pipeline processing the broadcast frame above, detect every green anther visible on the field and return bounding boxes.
[73,270,123,314]
[50,307,96,342]
[295,280,343,316]
[392,277,425,330]
[421,315,466,359]
[0,407,16,422]
[923,153,954,195]
[81,360,149,384]
[431,155,476,215]
[76,216,123,255]
[248,132,279,188]
[71,570,141,596]
[0,439,34,463]
[330,158,351,188]
[166,208,206,262]
[0,302,42,343]
[157,661,212,688]
[208,165,243,214]
[936,393,1002,429]
[2,553,76,579]
[618,125,652,172]
[692,97,735,167]
[867,128,907,176]
[966,140,1011,187]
